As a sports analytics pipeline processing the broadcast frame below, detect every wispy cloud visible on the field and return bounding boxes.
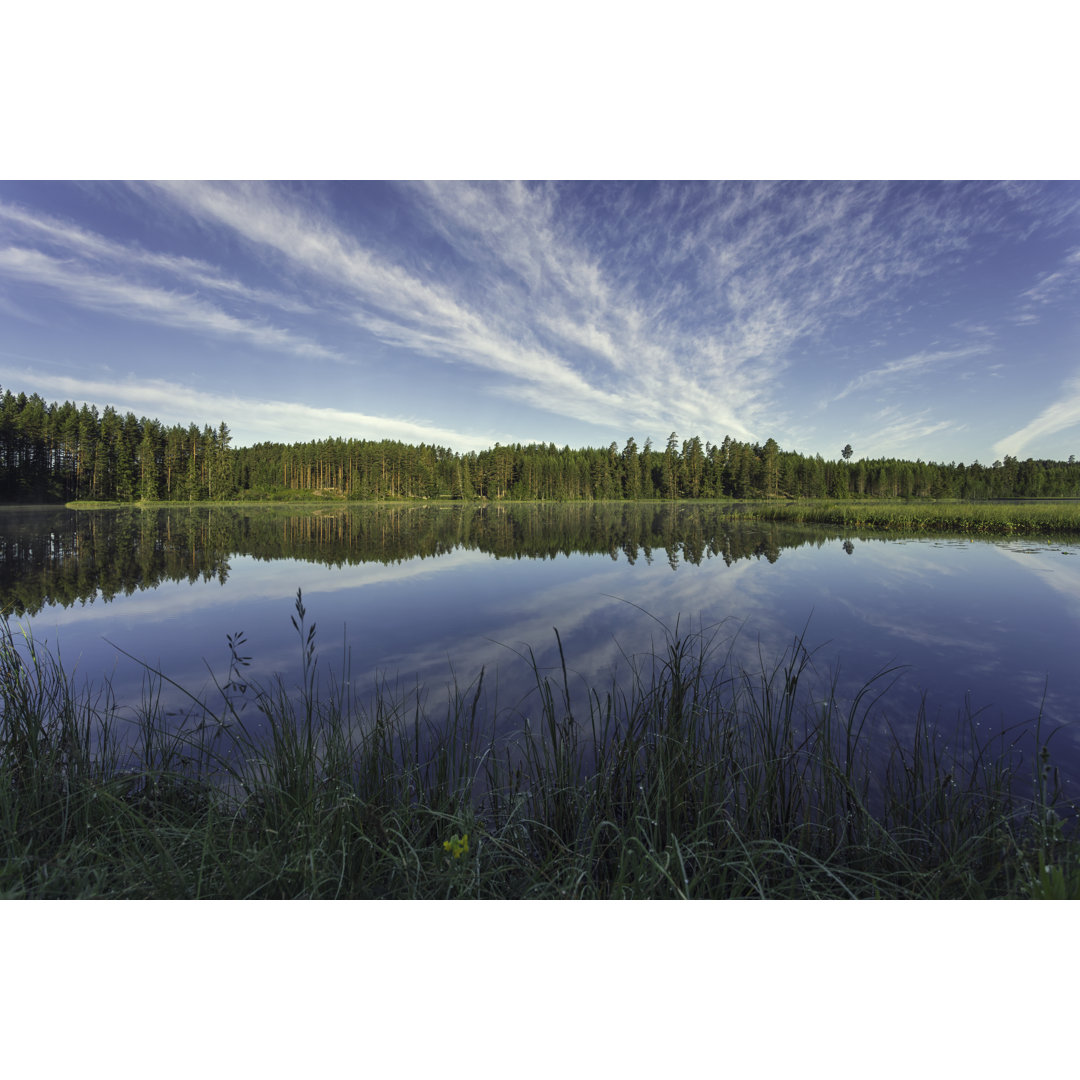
[0,200,319,315]
[0,245,338,360]
[994,374,1080,459]
[855,406,956,458]
[144,180,1028,446]
[148,181,704,435]
[0,198,336,359]
[1011,245,1080,326]
[0,367,499,451]
[5,181,1078,457]
[834,344,993,401]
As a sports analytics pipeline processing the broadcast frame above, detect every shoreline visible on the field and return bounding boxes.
[32,496,1080,537]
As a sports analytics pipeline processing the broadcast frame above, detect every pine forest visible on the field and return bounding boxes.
[3,386,1079,505]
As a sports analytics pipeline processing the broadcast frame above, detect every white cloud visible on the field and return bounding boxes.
[1011,244,1080,326]
[7,180,1075,458]
[856,406,956,457]
[143,183,670,436]
[0,199,315,314]
[399,182,1021,444]
[834,344,993,401]
[993,375,1080,458]
[0,246,338,360]
[0,367,505,451]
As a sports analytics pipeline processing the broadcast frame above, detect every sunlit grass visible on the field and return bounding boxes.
[2,593,1077,899]
[731,499,1080,535]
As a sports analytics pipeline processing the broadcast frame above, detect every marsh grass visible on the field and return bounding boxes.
[2,592,1077,899]
[733,499,1080,535]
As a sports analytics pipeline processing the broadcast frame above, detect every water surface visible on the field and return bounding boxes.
[4,503,1079,793]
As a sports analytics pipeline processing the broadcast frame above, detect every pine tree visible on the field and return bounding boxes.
[663,432,680,499]
[139,423,160,501]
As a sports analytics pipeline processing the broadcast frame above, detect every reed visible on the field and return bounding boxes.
[2,594,1077,899]
[730,499,1080,535]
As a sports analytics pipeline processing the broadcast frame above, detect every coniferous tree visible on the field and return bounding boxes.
[663,432,680,499]
[139,422,160,501]
[621,437,641,499]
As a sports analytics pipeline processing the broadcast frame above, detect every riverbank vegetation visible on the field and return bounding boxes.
[4,385,1080,504]
[732,499,1080,535]
[3,598,1077,899]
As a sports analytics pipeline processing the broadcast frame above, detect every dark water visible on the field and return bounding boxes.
[3,503,1080,794]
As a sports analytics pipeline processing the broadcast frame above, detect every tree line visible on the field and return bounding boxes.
[2,385,1079,504]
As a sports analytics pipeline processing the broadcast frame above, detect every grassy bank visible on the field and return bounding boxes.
[2,597,1078,899]
[729,499,1080,535]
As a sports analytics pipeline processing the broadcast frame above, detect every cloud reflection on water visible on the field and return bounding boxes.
[6,507,1080,790]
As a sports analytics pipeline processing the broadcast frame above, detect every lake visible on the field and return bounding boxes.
[3,502,1080,799]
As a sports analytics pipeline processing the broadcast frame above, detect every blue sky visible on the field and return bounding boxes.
[2,180,1078,464]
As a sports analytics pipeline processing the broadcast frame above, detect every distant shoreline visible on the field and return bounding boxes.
[0,496,1056,537]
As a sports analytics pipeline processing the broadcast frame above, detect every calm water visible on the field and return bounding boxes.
[3,503,1080,792]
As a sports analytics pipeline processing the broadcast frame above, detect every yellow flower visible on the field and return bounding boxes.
[443,832,469,859]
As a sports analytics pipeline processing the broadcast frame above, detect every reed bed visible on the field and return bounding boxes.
[2,594,1078,899]
[731,499,1080,535]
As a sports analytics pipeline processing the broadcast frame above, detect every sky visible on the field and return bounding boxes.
[2,180,1078,464]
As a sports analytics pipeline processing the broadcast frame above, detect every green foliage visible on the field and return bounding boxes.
[0,387,237,503]
[1030,857,1080,900]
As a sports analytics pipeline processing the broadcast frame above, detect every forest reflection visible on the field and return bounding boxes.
[4,502,912,616]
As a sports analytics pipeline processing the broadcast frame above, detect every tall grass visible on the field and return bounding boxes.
[733,499,1080,535]
[2,594,1077,899]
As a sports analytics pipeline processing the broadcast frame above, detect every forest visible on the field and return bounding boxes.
[3,385,1079,504]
